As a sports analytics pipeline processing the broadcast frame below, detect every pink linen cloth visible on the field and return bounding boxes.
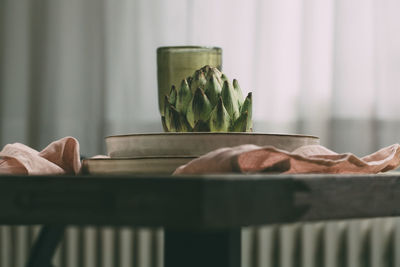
[1,137,399,176]
[174,144,400,175]
[0,137,81,175]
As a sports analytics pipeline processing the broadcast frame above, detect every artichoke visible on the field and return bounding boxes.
[161,65,252,132]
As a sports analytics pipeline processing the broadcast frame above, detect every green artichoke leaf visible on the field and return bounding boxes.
[210,66,222,77]
[190,70,207,93]
[169,85,177,106]
[233,79,244,106]
[186,88,213,128]
[205,75,222,106]
[177,112,192,132]
[230,111,249,132]
[221,80,240,120]
[186,76,193,88]
[240,92,252,114]
[198,71,207,87]
[163,95,172,130]
[193,120,210,132]
[240,92,253,130]
[221,74,228,82]
[208,67,223,84]
[209,97,231,132]
[200,65,211,74]
[166,104,190,132]
[161,116,169,132]
[176,79,192,114]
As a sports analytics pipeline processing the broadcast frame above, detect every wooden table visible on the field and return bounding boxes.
[1,173,400,267]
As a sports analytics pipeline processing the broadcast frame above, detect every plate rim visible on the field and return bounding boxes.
[105,132,319,140]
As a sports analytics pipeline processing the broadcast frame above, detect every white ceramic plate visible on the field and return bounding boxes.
[82,156,195,175]
[106,132,319,158]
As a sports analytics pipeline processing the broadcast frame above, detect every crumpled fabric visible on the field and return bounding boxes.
[173,144,400,175]
[0,137,81,175]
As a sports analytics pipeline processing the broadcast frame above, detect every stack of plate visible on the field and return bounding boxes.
[82,133,319,175]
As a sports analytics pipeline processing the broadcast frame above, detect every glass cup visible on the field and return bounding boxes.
[157,46,222,115]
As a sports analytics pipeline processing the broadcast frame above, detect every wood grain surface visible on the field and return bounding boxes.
[0,173,399,228]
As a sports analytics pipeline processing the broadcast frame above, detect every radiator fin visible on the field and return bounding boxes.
[0,218,398,267]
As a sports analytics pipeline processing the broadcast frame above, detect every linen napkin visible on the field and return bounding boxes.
[0,137,81,175]
[173,144,400,175]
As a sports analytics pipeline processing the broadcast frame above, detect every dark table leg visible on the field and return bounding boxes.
[164,229,241,267]
[26,225,65,267]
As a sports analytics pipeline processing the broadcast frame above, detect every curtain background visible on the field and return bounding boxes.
[1,0,400,157]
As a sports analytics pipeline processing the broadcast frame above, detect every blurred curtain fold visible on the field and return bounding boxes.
[0,0,400,156]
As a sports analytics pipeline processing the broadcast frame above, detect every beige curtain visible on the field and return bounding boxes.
[1,0,400,157]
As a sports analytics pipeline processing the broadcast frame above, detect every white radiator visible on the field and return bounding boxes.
[0,218,399,267]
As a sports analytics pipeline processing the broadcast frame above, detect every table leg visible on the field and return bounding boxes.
[164,229,241,267]
[26,225,65,267]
